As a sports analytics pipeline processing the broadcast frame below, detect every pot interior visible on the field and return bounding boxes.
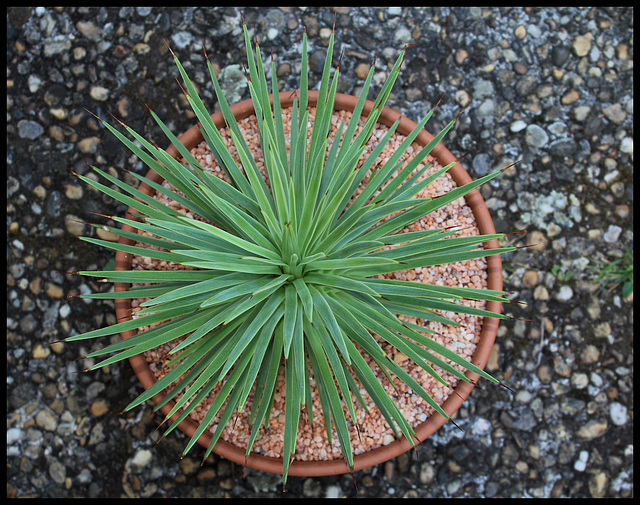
[117,91,503,476]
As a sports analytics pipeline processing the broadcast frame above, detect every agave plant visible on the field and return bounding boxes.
[65,20,516,484]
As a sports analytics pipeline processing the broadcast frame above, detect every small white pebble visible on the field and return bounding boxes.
[573,450,589,472]
[609,402,629,426]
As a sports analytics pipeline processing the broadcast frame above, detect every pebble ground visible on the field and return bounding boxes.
[7,6,633,498]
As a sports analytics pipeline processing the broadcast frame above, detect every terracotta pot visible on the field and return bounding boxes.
[115,91,503,477]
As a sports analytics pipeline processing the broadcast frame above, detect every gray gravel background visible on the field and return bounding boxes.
[6,6,633,498]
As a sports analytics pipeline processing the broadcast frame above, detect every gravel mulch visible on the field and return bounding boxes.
[7,6,633,498]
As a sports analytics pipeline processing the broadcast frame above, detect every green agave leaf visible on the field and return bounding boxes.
[77,269,221,283]
[65,298,203,342]
[134,289,220,317]
[365,277,509,303]
[181,336,259,458]
[304,256,398,273]
[125,322,231,411]
[84,306,219,370]
[246,325,283,451]
[292,277,314,323]
[335,290,498,384]
[307,319,358,427]
[146,215,281,262]
[308,285,351,365]
[313,196,425,257]
[364,167,509,243]
[77,235,193,264]
[378,298,461,327]
[77,283,184,300]
[199,274,285,308]
[174,46,259,201]
[303,272,380,297]
[282,284,298,359]
[282,350,302,481]
[362,245,516,277]
[161,312,258,424]
[140,272,260,307]
[380,295,508,321]
[370,232,505,260]
[154,317,247,412]
[217,289,285,379]
[371,121,458,207]
[344,337,415,440]
[238,305,284,413]
[304,317,354,473]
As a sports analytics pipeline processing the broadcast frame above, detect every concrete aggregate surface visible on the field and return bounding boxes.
[7,6,633,498]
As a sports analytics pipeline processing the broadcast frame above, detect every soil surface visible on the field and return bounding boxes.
[7,6,633,498]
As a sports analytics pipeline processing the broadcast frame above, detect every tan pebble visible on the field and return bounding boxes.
[521,270,539,288]
[393,352,408,364]
[219,478,234,490]
[78,136,101,154]
[90,398,109,417]
[514,25,527,40]
[276,63,291,77]
[536,364,553,384]
[196,467,216,482]
[419,463,435,484]
[179,457,199,475]
[447,460,462,473]
[51,341,65,355]
[117,97,130,118]
[384,460,395,479]
[580,344,600,364]
[361,475,374,487]
[73,47,86,60]
[90,86,109,101]
[553,356,571,378]
[65,184,84,200]
[29,277,43,295]
[515,460,528,473]
[588,471,608,498]
[49,107,68,120]
[572,33,592,57]
[527,230,548,252]
[35,409,58,431]
[561,89,580,105]
[614,204,629,219]
[455,49,468,64]
[96,227,120,242]
[33,184,47,199]
[533,285,549,300]
[355,62,370,80]
[46,282,65,299]
[133,43,150,55]
[616,43,628,60]
[319,27,332,39]
[486,344,500,372]
[577,419,608,441]
[33,344,51,359]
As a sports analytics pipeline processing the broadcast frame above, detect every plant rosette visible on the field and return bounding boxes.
[65,21,517,485]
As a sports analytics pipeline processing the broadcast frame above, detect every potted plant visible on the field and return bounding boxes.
[64,20,516,485]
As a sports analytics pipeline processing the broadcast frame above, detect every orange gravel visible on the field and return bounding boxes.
[129,107,489,461]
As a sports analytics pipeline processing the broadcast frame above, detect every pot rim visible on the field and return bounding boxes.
[115,91,502,477]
